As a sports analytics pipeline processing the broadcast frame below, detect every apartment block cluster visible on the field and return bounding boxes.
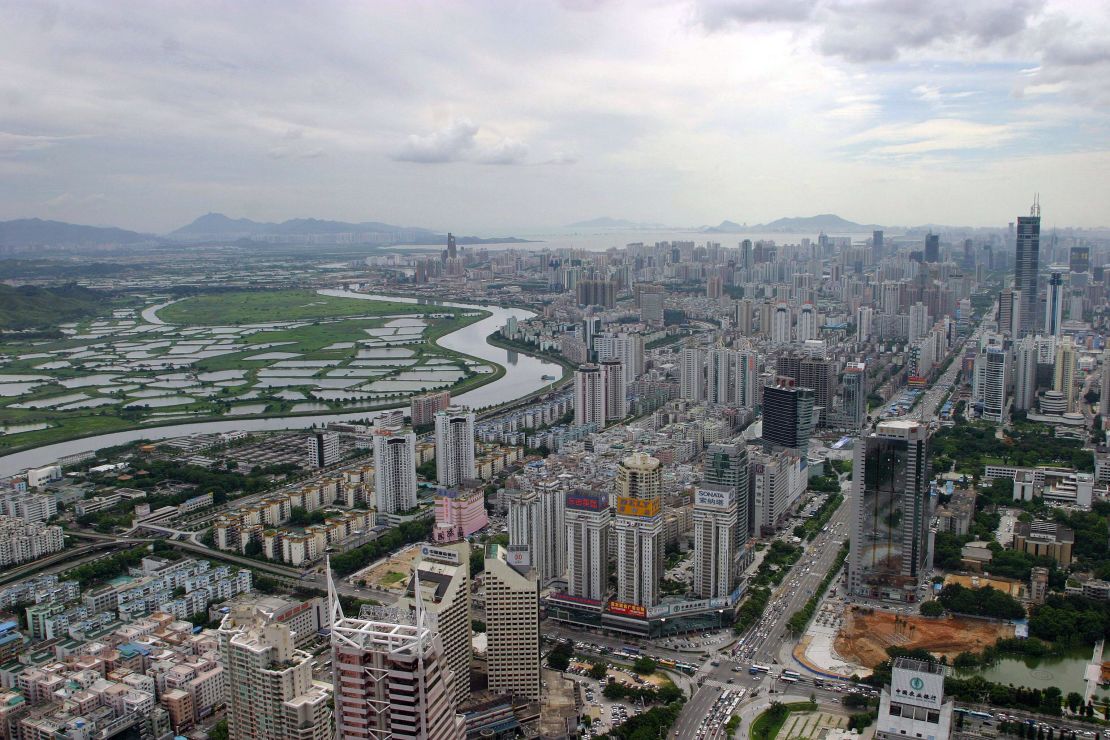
[0,518,64,567]
[0,557,266,738]
[213,475,376,564]
[29,556,251,640]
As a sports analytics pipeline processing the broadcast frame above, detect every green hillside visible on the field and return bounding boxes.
[0,284,106,329]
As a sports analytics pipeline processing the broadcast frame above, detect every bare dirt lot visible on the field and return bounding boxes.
[834,606,1014,667]
[351,544,420,592]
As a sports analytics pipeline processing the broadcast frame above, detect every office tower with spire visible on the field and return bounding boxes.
[573,363,605,426]
[614,453,664,608]
[564,490,611,601]
[600,358,627,420]
[219,605,333,740]
[434,405,476,488]
[484,544,542,700]
[849,420,932,603]
[329,566,466,740]
[396,542,472,707]
[373,421,417,514]
[1014,198,1042,337]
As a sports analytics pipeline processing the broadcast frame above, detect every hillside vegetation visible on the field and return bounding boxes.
[0,284,105,329]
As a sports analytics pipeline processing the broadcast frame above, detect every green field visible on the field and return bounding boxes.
[159,289,428,325]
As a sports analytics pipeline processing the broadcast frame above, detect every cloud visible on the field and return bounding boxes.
[392,119,479,163]
[696,0,816,28]
[477,138,528,165]
[0,131,87,154]
[846,118,1025,157]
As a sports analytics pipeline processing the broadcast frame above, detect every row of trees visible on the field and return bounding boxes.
[936,583,1026,620]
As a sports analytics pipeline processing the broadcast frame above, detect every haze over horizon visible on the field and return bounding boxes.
[2,0,1109,233]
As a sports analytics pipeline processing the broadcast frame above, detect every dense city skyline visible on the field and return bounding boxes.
[1,1,1109,232]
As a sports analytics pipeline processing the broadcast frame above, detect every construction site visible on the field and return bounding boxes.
[834,606,1015,667]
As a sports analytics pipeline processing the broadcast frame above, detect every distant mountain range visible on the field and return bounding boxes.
[706,214,881,233]
[0,214,529,251]
[0,218,151,249]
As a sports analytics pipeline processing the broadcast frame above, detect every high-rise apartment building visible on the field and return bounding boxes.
[573,364,605,427]
[411,390,451,427]
[706,347,733,405]
[219,606,333,740]
[849,420,931,602]
[1054,336,1077,412]
[908,302,929,344]
[734,299,754,335]
[639,287,664,325]
[329,575,465,740]
[761,377,814,451]
[575,279,616,308]
[775,354,834,421]
[373,423,417,514]
[484,544,541,700]
[614,453,663,608]
[396,542,472,708]
[305,431,339,469]
[595,332,644,383]
[857,306,874,343]
[771,303,791,344]
[692,484,738,599]
[506,484,565,585]
[600,358,627,421]
[796,304,817,342]
[434,406,476,488]
[973,347,1008,422]
[735,349,760,409]
[1014,203,1041,337]
[564,490,611,602]
[840,362,867,429]
[679,346,705,401]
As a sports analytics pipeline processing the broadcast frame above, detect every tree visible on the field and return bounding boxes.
[1067,691,1083,714]
[589,662,609,681]
[209,719,229,740]
[547,642,573,671]
[633,657,657,675]
[920,600,944,617]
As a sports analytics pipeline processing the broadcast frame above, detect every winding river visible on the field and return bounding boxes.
[0,291,561,476]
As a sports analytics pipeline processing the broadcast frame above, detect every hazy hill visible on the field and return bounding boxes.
[171,212,440,242]
[0,218,148,248]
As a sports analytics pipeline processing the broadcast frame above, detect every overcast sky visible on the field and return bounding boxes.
[1,0,1108,234]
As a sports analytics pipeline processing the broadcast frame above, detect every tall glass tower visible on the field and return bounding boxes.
[1014,198,1041,337]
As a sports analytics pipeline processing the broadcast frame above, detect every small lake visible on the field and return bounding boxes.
[955,647,1093,695]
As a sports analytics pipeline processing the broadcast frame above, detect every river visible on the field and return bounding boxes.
[0,291,562,476]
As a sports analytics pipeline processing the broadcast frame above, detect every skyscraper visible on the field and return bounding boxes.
[219,605,333,740]
[1054,336,1077,412]
[771,302,791,344]
[614,453,663,608]
[872,230,884,261]
[396,542,472,707]
[973,347,1008,422]
[434,405,476,488]
[600,358,627,421]
[484,544,542,700]
[1102,347,1110,419]
[924,233,939,263]
[734,299,754,335]
[761,376,815,450]
[693,483,739,599]
[908,302,929,344]
[305,430,339,469]
[679,346,705,401]
[849,420,931,603]
[564,490,611,601]
[1013,336,1038,412]
[1014,201,1041,337]
[796,303,817,343]
[857,306,873,343]
[329,572,465,740]
[373,423,417,514]
[706,347,733,405]
[704,441,751,554]
[734,349,760,409]
[1045,269,1064,337]
[573,364,604,427]
[506,484,565,585]
[840,362,867,429]
[595,331,644,383]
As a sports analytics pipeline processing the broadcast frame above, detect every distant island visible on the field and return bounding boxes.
[705,213,882,233]
[566,216,675,229]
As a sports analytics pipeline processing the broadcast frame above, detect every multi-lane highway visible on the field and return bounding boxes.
[671,485,854,739]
